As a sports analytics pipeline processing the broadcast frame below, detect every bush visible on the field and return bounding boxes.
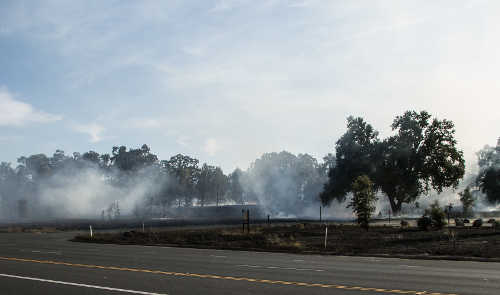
[428,201,446,229]
[417,216,432,231]
[472,219,483,228]
[348,175,377,230]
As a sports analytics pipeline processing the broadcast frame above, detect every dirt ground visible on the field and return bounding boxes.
[73,222,500,259]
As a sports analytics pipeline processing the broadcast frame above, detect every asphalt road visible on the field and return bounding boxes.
[0,232,498,295]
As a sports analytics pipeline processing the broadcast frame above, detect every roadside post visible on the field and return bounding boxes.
[324,224,328,249]
[89,225,93,239]
[247,209,250,234]
[320,206,322,223]
[446,203,453,226]
[242,209,250,233]
[242,209,245,233]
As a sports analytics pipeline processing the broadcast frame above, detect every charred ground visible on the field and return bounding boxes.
[73,221,500,260]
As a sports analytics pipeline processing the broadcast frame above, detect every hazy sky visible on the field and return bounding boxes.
[0,0,499,173]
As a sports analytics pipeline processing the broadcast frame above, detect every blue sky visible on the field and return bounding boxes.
[1,0,499,173]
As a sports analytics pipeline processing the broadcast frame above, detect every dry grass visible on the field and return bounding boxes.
[73,223,500,258]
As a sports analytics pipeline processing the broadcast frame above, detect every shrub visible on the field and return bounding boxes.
[459,187,475,217]
[417,216,432,231]
[348,175,378,230]
[428,201,446,229]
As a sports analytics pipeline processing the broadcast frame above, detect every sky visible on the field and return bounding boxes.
[0,0,499,173]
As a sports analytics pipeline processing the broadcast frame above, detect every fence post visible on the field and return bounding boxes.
[324,224,328,249]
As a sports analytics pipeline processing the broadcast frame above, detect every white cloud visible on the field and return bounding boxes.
[203,138,220,156]
[0,87,62,126]
[73,123,105,143]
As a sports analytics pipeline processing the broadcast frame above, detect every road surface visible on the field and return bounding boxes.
[0,231,498,295]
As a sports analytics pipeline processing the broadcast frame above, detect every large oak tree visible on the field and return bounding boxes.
[321,111,465,213]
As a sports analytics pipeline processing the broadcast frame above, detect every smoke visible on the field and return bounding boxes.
[1,139,497,223]
[36,167,160,219]
[0,161,167,221]
[238,151,338,219]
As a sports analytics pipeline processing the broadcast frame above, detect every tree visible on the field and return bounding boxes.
[212,167,228,206]
[378,111,465,212]
[82,151,100,165]
[0,162,19,217]
[162,154,200,207]
[227,168,244,204]
[321,116,379,205]
[459,187,475,217]
[197,164,215,207]
[18,154,51,180]
[321,111,465,214]
[348,175,377,230]
[111,144,158,172]
[476,138,500,204]
[246,151,323,215]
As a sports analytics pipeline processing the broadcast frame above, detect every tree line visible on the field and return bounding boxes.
[0,109,498,219]
[0,145,332,218]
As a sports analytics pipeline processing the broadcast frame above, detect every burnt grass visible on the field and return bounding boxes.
[73,223,500,259]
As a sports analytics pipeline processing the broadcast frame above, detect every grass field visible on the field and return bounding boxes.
[73,222,500,259]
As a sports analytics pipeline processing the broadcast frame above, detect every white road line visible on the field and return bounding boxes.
[0,273,168,295]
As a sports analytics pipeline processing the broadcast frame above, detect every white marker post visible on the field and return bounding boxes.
[89,225,93,238]
[324,225,328,249]
[142,221,145,233]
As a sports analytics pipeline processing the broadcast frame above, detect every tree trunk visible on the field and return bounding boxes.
[387,195,402,214]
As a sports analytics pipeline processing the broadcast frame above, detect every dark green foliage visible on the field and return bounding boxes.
[472,219,483,228]
[476,140,500,204]
[417,216,432,231]
[321,117,379,205]
[418,201,446,230]
[321,111,465,213]
[111,144,158,172]
[348,175,378,230]
[427,201,446,229]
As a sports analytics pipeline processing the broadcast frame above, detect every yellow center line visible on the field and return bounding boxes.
[0,256,457,295]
